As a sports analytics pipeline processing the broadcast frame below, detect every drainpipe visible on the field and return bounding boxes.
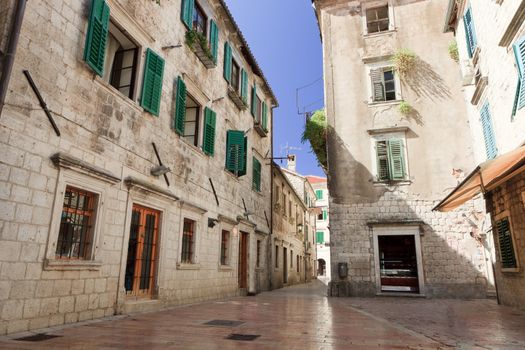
[268,106,275,291]
[0,0,27,117]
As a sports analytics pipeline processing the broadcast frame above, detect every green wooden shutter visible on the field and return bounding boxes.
[238,136,248,176]
[251,84,257,117]
[181,0,194,28]
[322,210,327,221]
[376,141,390,181]
[316,231,324,244]
[315,190,323,199]
[388,139,405,180]
[140,49,165,116]
[370,68,384,102]
[262,102,268,131]
[83,0,110,76]
[252,157,261,191]
[480,102,498,159]
[203,108,216,156]
[174,76,187,134]
[496,218,517,269]
[512,36,525,113]
[225,130,245,173]
[463,5,477,58]
[223,42,232,82]
[241,69,248,104]
[209,20,219,64]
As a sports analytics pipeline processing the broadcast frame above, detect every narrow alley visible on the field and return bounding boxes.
[1,281,524,349]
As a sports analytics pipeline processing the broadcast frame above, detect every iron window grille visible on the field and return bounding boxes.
[56,186,97,259]
[181,218,195,263]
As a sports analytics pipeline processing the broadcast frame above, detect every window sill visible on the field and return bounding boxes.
[501,267,520,273]
[187,41,217,69]
[254,122,268,137]
[93,75,143,114]
[368,99,403,107]
[176,263,201,270]
[223,169,241,181]
[44,259,102,271]
[227,86,248,110]
[363,28,397,38]
[219,265,233,271]
[373,179,412,186]
[252,188,263,196]
[178,137,208,158]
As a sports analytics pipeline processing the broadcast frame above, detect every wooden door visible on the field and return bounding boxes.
[124,204,160,298]
[283,247,288,283]
[238,232,248,289]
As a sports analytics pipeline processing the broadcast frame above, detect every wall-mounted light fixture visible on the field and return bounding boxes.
[208,218,219,228]
[150,165,171,177]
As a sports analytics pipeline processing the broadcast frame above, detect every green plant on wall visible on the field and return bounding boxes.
[399,100,412,115]
[185,30,214,61]
[448,41,459,62]
[391,49,417,77]
[301,109,327,172]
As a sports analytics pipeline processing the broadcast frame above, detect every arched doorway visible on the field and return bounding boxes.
[317,259,326,276]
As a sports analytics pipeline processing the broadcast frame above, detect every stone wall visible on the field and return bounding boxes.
[0,0,274,335]
[487,171,525,309]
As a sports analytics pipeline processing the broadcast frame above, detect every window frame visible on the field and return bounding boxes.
[368,65,401,103]
[366,5,390,34]
[192,1,208,36]
[45,167,112,270]
[275,244,279,268]
[370,131,409,183]
[220,230,230,266]
[494,211,520,273]
[55,186,99,260]
[183,93,202,147]
[362,1,395,36]
[177,205,204,267]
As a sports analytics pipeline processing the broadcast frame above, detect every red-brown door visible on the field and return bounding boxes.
[238,232,248,289]
[124,204,160,298]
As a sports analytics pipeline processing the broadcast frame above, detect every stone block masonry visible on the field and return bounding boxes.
[0,0,276,335]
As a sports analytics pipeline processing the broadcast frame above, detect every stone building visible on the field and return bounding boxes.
[435,0,525,308]
[271,162,315,289]
[280,155,318,281]
[306,175,331,284]
[0,0,277,335]
[311,0,491,297]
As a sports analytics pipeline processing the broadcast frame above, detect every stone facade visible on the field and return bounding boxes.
[0,0,276,335]
[444,0,525,308]
[306,175,331,283]
[486,171,525,309]
[312,0,491,297]
[271,164,315,289]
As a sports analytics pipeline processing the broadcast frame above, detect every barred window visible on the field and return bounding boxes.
[56,186,97,259]
[181,218,196,263]
[220,230,229,265]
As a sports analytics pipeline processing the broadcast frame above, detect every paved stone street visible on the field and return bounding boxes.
[1,281,524,350]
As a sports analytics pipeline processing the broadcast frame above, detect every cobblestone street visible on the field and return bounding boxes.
[1,281,524,349]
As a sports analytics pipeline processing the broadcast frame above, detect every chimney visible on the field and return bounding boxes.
[287,154,296,172]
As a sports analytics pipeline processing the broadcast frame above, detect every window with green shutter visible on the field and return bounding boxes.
[480,102,498,160]
[223,42,232,83]
[209,20,219,64]
[241,69,248,104]
[84,0,110,76]
[181,0,194,28]
[315,190,323,200]
[495,218,517,269]
[252,157,261,192]
[251,84,257,117]
[316,231,324,244]
[174,76,187,134]
[262,102,268,131]
[202,108,216,156]
[512,36,525,118]
[375,139,406,181]
[225,130,247,176]
[140,49,165,116]
[463,5,477,58]
[322,210,327,221]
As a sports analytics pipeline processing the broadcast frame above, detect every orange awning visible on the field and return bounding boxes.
[433,145,525,212]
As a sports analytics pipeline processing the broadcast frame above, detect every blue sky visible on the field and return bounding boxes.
[224,0,325,177]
